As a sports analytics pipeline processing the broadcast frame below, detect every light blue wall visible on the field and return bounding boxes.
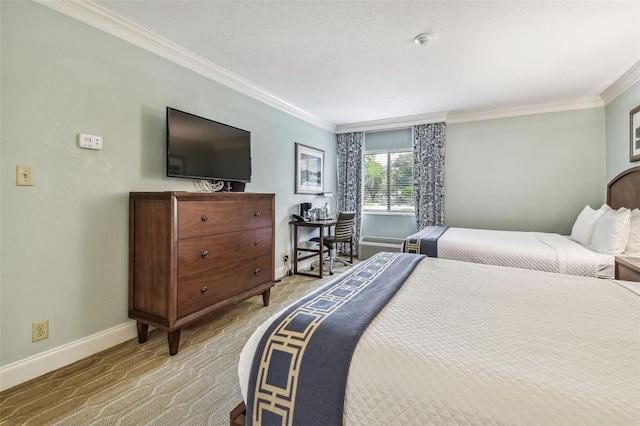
[445,109,605,234]
[0,2,335,365]
[365,128,411,151]
[605,81,640,181]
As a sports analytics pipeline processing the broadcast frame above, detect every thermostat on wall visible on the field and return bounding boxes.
[78,134,103,150]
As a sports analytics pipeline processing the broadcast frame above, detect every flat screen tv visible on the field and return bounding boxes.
[166,107,251,183]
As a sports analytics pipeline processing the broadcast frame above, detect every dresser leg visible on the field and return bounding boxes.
[168,330,181,356]
[262,288,271,306]
[136,321,149,343]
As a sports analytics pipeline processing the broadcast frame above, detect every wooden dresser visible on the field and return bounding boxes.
[129,191,275,355]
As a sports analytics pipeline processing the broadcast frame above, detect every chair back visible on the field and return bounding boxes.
[334,212,356,242]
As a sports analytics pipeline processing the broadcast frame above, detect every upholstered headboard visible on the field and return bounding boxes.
[607,166,640,210]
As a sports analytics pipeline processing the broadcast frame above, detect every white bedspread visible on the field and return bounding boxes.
[435,227,613,278]
[239,257,639,425]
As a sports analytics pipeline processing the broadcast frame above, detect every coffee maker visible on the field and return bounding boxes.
[299,202,312,219]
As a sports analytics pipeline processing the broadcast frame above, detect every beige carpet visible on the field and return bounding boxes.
[0,262,353,425]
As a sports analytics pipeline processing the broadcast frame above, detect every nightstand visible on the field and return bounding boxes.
[614,256,640,282]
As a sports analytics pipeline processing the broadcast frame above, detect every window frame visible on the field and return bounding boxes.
[362,148,414,214]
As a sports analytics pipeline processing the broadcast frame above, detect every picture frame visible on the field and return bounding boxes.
[295,143,324,194]
[631,105,640,162]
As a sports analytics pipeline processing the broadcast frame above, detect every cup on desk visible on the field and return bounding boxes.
[310,210,317,221]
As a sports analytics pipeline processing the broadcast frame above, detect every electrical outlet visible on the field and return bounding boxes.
[32,320,49,342]
[281,252,289,262]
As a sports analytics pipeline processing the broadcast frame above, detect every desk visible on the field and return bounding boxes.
[291,219,337,278]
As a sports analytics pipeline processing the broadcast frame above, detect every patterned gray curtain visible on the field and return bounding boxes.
[337,132,363,256]
[413,123,446,229]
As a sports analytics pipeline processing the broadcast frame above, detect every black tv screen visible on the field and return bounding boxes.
[166,107,251,182]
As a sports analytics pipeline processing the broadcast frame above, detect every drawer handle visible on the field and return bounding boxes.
[255,211,261,217]
[254,240,261,247]
[201,250,209,259]
[254,269,261,276]
[201,215,209,222]
[201,286,208,294]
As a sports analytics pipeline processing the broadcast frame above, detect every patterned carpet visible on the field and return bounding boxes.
[0,263,352,425]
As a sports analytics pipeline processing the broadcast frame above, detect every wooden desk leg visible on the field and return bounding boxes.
[262,288,271,306]
[318,230,324,278]
[293,224,299,274]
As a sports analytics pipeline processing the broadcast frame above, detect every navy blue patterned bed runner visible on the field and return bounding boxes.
[402,225,449,257]
[246,252,424,426]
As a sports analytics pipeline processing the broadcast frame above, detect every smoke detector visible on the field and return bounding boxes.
[414,33,434,45]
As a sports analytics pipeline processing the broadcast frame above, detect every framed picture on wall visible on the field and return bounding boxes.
[631,105,640,162]
[295,143,324,194]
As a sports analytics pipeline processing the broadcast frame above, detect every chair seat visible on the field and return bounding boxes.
[310,236,336,245]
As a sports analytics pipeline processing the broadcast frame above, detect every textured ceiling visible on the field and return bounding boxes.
[94,0,640,126]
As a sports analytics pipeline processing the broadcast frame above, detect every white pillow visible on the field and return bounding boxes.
[570,205,604,245]
[589,208,631,254]
[624,209,640,255]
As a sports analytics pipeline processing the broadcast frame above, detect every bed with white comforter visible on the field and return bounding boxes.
[238,253,639,425]
[401,166,640,280]
[403,226,614,278]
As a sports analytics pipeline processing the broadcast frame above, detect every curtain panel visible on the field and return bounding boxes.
[412,123,446,229]
[337,132,363,256]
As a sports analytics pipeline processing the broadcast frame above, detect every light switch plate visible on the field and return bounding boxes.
[16,166,34,186]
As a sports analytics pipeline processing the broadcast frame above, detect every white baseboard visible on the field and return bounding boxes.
[0,320,139,392]
[2,270,295,392]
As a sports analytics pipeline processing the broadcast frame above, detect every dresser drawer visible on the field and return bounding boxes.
[177,227,272,278]
[178,199,272,239]
[177,254,273,318]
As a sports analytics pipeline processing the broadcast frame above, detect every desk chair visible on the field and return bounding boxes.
[310,211,356,275]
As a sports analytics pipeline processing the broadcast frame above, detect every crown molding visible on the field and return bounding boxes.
[335,112,449,134]
[335,97,603,132]
[447,97,604,124]
[34,0,335,132]
[600,60,640,105]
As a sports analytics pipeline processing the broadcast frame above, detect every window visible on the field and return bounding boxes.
[363,150,414,212]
